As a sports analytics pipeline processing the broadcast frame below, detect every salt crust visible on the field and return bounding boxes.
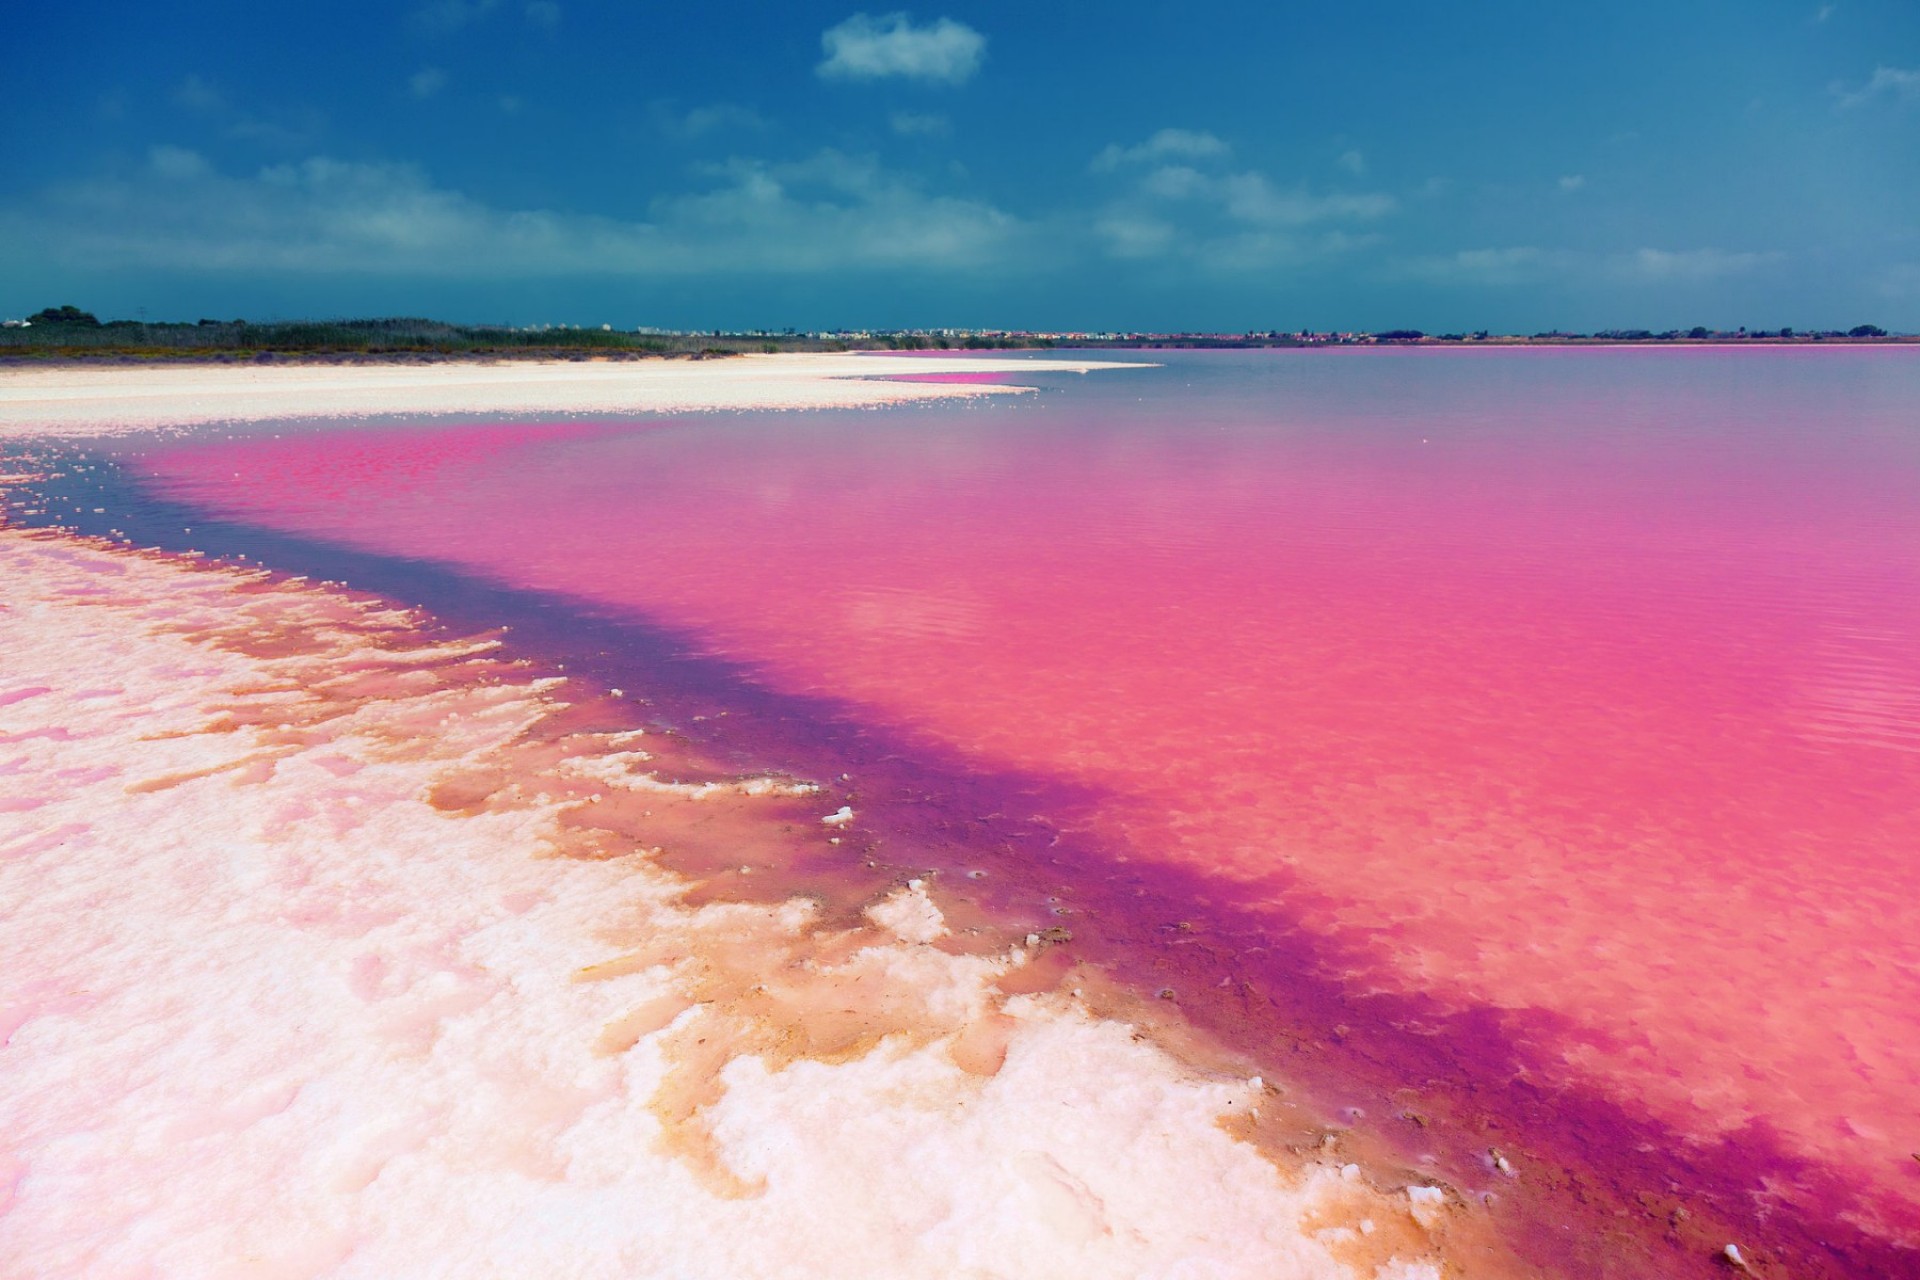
[0,353,1149,438]
[0,529,1442,1279]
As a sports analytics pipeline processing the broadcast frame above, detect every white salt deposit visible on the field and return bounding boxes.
[865,880,948,946]
[1406,1186,1449,1231]
[0,354,1149,438]
[0,528,1449,1278]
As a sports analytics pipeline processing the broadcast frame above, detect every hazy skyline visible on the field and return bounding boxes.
[5,1,1917,331]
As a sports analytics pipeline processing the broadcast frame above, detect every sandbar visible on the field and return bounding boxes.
[0,352,1147,437]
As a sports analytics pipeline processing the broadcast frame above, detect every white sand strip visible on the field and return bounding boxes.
[0,353,1148,437]
[0,528,1448,1280]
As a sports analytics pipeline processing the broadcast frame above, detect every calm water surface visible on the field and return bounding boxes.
[29,348,1920,1275]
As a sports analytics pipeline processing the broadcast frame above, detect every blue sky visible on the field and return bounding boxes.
[4,2,1916,331]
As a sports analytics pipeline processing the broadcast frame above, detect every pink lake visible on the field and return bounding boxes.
[99,347,1920,1275]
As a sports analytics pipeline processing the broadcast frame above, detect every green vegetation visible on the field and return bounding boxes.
[29,305,102,328]
[0,310,875,360]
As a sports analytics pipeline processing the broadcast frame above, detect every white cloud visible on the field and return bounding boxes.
[1139,165,1209,200]
[1090,135,1392,270]
[1616,247,1775,281]
[1117,161,1391,227]
[414,0,502,33]
[1396,247,1572,286]
[147,145,212,181]
[1091,213,1178,260]
[817,13,986,85]
[173,75,224,113]
[1337,149,1366,176]
[1558,173,1586,192]
[1834,66,1920,108]
[7,149,1026,280]
[1876,263,1920,299]
[651,101,768,140]
[410,68,449,99]
[1194,228,1386,274]
[1092,128,1229,172]
[1393,247,1557,286]
[890,110,951,137]
[1814,4,1835,21]
[1395,245,1777,286]
[166,76,322,149]
[412,0,549,31]
[1216,172,1394,226]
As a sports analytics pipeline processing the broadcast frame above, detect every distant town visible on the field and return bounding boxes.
[744,324,1909,348]
[0,306,1910,359]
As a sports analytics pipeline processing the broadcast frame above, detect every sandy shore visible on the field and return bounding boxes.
[0,353,1145,437]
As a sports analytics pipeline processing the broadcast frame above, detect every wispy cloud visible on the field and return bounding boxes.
[650,101,769,141]
[4,147,1027,280]
[409,68,449,99]
[1833,66,1920,108]
[1877,263,1920,299]
[147,144,212,181]
[661,151,1019,269]
[1090,130,1392,270]
[1618,247,1777,281]
[817,13,987,85]
[1092,128,1229,172]
[890,110,951,137]
[172,74,225,113]
[1090,213,1178,260]
[1558,173,1586,192]
[1213,172,1394,226]
[1337,149,1366,176]
[414,0,553,32]
[167,75,323,148]
[1398,246,1572,286]
[414,0,502,34]
[1396,245,1778,286]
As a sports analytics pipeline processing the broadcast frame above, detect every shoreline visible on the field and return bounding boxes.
[0,522,1457,1278]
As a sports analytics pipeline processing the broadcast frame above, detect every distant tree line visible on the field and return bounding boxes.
[0,309,875,358]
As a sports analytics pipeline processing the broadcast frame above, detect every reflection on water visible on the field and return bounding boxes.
[27,347,1920,1275]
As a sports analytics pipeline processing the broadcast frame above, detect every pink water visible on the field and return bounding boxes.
[119,348,1920,1272]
